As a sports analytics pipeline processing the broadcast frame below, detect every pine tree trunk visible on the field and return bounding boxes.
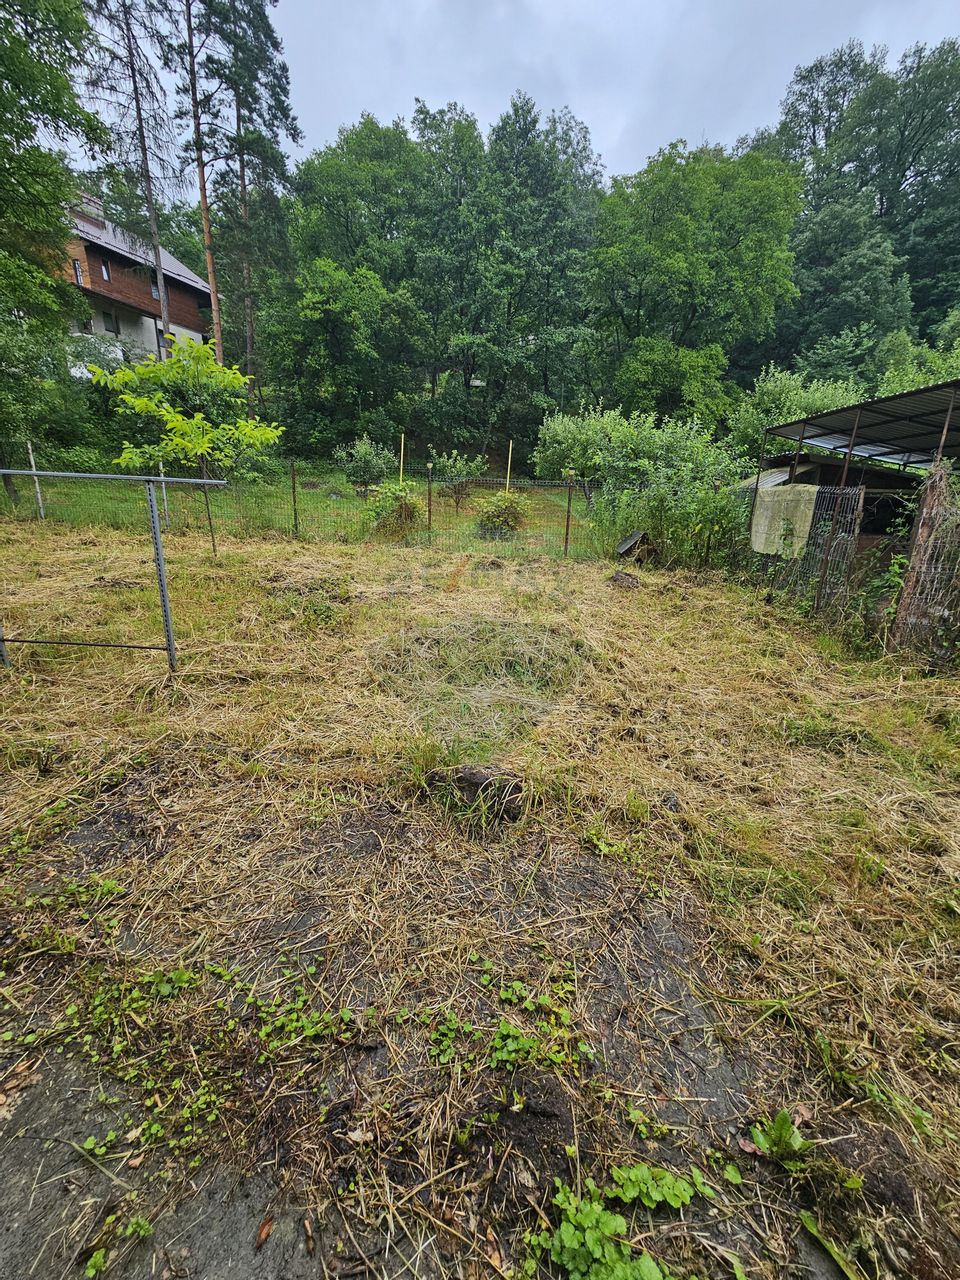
[185,0,224,362]
[120,0,171,355]
[235,95,255,391]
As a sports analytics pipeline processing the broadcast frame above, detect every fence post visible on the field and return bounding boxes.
[145,480,177,674]
[199,459,218,557]
[26,441,45,520]
[426,461,433,544]
[814,408,861,611]
[159,461,170,530]
[399,432,405,483]
[0,615,9,668]
[291,461,300,538]
[505,439,513,492]
[563,471,574,558]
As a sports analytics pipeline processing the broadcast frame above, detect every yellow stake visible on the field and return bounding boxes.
[399,432,405,483]
[505,439,513,492]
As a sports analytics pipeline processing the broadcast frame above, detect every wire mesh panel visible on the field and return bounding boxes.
[893,467,960,663]
[735,484,864,609]
[224,471,596,560]
[0,468,224,671]
[0,448,595,559]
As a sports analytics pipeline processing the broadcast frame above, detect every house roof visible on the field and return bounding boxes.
[735,464,814,490]
[765,379,960,469]
[73,209,210,296]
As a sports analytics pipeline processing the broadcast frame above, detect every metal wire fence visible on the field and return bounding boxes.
[0,460,598,560]
[0,468,225,671]
[731,484,871,607]
[890,465,960,664]
[5,447,958,665]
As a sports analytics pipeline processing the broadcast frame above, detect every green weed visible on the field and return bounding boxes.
[748,1110,810,1171]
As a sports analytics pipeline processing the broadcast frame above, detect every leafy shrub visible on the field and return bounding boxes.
[566,414,744,568]
[35,444,119,475]
[428,446,487,511]
[474,490,531,539]
[332,433,397,496]
[90,336,283,478]
[725,365,862,462]
[533,405,623,505]
[370,481,425,536]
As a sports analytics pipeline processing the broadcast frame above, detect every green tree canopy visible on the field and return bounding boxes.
[591,142,800,417]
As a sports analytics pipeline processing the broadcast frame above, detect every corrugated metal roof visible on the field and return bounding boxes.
[735,464,814,490]
[766,380,960,469]
[73,211,210,295]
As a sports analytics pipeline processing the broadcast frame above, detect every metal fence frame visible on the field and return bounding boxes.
[0,469,225,673]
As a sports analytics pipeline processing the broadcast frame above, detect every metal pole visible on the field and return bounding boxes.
[291,461,300,538]
[200,459,218,557]
[788,419,808,483]
[563,471,574,557]
[814,409,861,612]
[26,441,45,520]
[0,615,9,668]
[146,481,176,673]
[505,439,513,492]
[159,461,170,530]
[399,432,405,484]
[426,461,433,544]
[748,430,768,526]
[934,387,956,461]
[837,408,862,489]
[0,469,225,486]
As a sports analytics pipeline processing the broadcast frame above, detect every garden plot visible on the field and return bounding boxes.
[1,522,959,1279]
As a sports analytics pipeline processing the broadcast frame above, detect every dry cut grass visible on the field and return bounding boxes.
[1,520,958,1280]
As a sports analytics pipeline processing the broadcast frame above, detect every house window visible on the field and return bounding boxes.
[100,258,111,281]
[103,310,120,335]
[150,269,161,300]
[73,259,84,287]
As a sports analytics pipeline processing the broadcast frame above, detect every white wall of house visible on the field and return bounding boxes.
[72,303,204,359]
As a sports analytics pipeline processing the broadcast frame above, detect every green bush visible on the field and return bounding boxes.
[370,481,425,537]
[572,414,745,568]
[332,434,397,497]
[90,336,283,478]
[474,490,531,539]
[34,444,119,475]
[428,447,487,512]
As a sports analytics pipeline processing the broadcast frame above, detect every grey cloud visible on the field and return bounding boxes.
[274,0,958,174]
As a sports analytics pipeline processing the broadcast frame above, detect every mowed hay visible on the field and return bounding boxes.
[0,521,959,1279]
[370,616,596,749]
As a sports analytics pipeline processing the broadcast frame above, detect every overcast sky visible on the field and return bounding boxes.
[272,0,958,175]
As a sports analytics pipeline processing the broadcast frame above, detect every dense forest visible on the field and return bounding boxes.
[3,0,960,472]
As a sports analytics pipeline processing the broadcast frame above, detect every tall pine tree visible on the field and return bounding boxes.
[85,0,180,350]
